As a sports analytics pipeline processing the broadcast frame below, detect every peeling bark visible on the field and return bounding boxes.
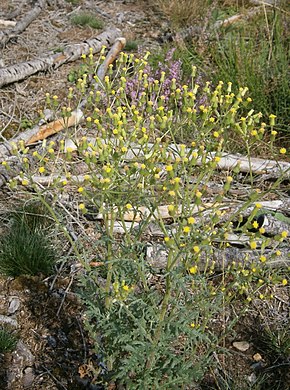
[0,28,122,88]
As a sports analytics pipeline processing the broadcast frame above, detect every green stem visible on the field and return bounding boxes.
[104,208,115,309]
[145,250,173,371]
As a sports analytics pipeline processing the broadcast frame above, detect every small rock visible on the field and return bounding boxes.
[232,341,250,352]
[8,297,21,314]
[253,352,263,362]
[7,341,35,388]
[247,372,257,384]
[0,314,18,328]
[23,367,35,388]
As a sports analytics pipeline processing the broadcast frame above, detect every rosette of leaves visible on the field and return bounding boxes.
[0,201,56,277]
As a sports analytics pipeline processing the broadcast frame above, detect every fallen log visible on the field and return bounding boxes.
[0,0,47,48]
[214,7,263,29]
[146,243,289,270]
[63,138,290,179]
[0,36,126,187]
[25,38,126,145]
[0,28,122,88]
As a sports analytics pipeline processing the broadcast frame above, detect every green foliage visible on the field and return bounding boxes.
[7,50,289,387]
[65,0,80,4]
[70,12,104,29]
[124,40,139,52]
[0,328,17,353]
[0,202,56,277]
[208,13,289,132]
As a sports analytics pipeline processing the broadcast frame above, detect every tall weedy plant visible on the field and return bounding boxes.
[5,50,289,387]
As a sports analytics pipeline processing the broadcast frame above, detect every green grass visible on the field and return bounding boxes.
[208,13,289,132]
[0,328,17,353]
[70,12,104,29]
[124,41,139,52]
[0,202,56,277]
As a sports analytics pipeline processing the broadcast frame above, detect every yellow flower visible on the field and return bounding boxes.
[281,231,288,238]
[164,236,170,242]
[62,180,67,186]
[188,217,195,225]
[250,241,257,250]
[189,266,197,274]
[190,322,196,328]
[213,131,219,138]
[193,246,200,253]
[183,226,191,234]
[78,187,84,193]
[252,221,259,229]
[125,203,133,210]
[280,148,286,154]
[276,250,281,256]
[79,203,86,210]
[196,191,202,198]
[281,279,288,286]
[169,190,176,197]
[39,167,45,174]
[165,165,173,172]
[259,255,266,263]
[167,205,175,212]
[259,227,265,234]
[255,203,262,209]
[122,285,129,291]
[21,179,29,186]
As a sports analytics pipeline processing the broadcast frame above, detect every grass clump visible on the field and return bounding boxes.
[0,328,17,353]
[70,12,104,29]
[124,40,139,52]
[154,0,209,28]
[0,202,56,277]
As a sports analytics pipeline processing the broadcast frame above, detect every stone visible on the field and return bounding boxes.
[232,341,250,352]
[8,297,21,314]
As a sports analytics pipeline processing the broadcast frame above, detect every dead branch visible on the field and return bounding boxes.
[25,37,126,144]
[0,28,122,88]
[0,36,125,187]
[0,20,17,28]
[214,7,263,28]
[0,0,47,49]
[146,243,289,270]
[63,138,290,179]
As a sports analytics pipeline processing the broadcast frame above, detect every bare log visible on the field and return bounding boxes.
[0,20,17,28]
[146,243,289,270]
[63,138,290,179]
[0,36,125,187]
[25,38,126,144]
[0,28,122,88]
[0,0,47,49]
[214,7,263,28]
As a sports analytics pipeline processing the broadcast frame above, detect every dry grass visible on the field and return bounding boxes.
[154,0,209,28]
